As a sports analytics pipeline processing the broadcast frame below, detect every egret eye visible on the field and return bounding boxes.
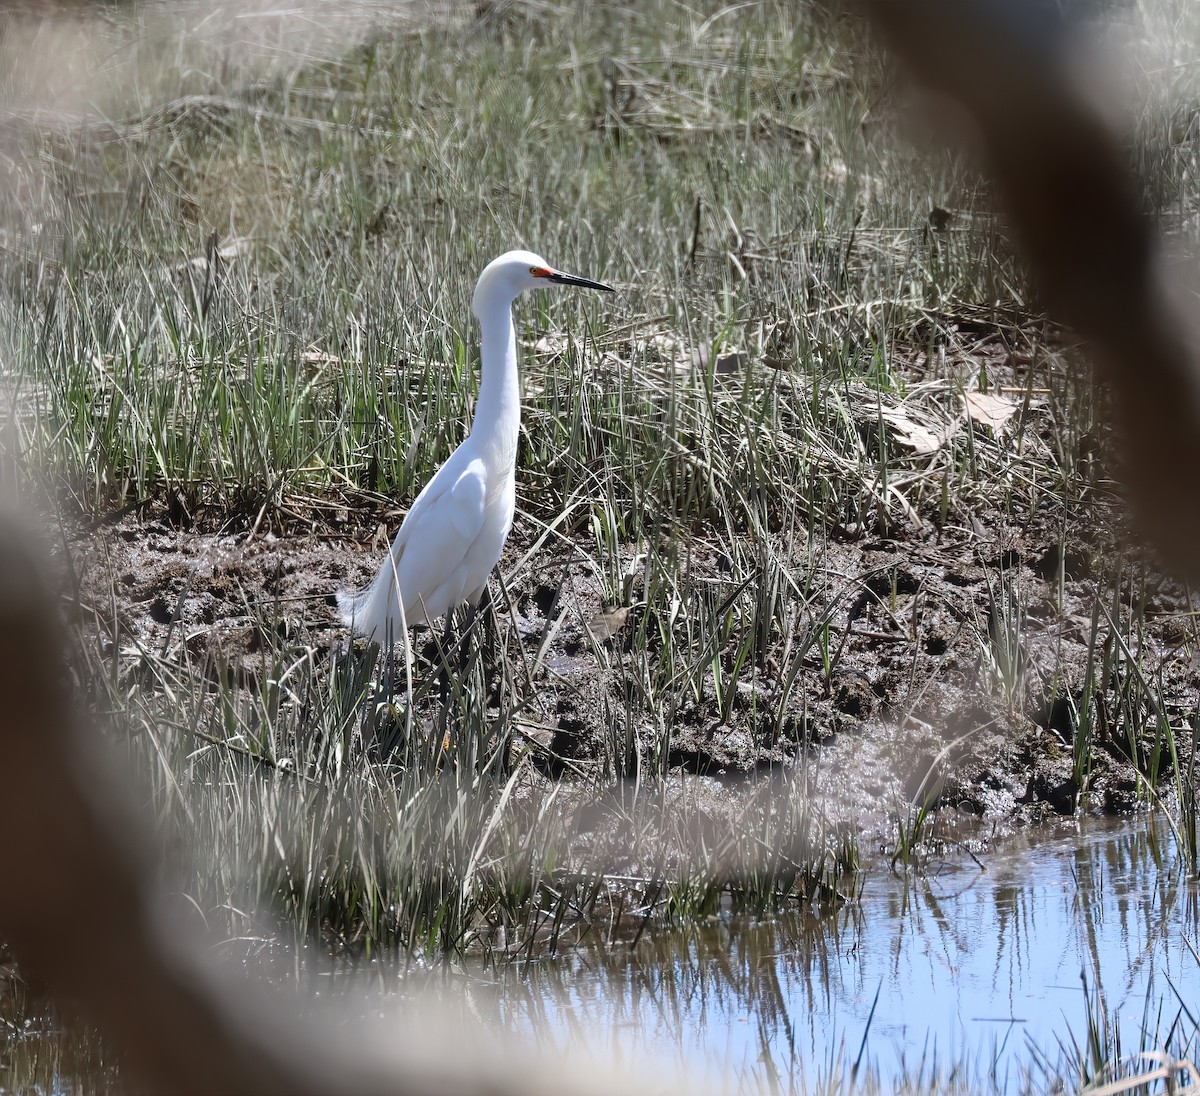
[530,266,553,278]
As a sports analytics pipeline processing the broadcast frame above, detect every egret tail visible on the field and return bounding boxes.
[337,561,405,645]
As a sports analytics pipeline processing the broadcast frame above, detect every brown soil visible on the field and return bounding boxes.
[64,463,1199,852]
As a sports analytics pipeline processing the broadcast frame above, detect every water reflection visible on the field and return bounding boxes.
[2,817,1196,1094]
[0,992,117,1096]
[473,817,1199,1090]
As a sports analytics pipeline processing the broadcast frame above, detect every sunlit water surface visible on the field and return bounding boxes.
[465,816,1198,1091]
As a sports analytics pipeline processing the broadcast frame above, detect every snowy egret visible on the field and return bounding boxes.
[337,249,613,646]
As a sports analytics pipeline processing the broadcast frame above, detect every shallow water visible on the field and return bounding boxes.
[2,816,1197,1094]
[468,816,1199,1091]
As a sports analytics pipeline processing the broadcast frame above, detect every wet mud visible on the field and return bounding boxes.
[64,472,1199,848]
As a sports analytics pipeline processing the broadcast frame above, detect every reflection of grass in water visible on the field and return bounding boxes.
[0,966,117,1095]
[457,816,1199,1095]
[2,811,1196,1093]
[1046,941,1199,1096]
[1040,816,1200,1095]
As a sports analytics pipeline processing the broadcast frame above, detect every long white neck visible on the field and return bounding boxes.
[469,294,520,468]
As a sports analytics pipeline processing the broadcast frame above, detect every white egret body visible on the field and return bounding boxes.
[337,249,613,645]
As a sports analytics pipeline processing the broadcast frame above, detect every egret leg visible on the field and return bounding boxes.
[435,591,491,758]
[435,608,456,747]
[476,583,511,771]
[476,584,495,656]
[459,600,479,678]
[441,608,456,673]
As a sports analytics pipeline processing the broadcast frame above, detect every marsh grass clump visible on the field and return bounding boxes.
[75,600,853,957]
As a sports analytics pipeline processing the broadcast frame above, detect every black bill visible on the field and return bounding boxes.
[547,270,615,292]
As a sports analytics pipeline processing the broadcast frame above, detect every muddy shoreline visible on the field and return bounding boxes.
[64,462,1196,855]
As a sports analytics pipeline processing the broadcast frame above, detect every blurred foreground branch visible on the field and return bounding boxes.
[0,509,663,1095]
[862,0,1200,581]
[0,512,384,1093]
[4,1,1199,1090]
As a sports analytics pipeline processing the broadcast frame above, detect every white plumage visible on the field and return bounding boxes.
[337,249,613,646]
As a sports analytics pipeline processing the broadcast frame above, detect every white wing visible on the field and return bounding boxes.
[389,455,488,619]
[337,446,492,638]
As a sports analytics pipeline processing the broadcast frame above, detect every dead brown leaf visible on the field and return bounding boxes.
[588,605,630,641]
[963,391,1019,432]
[880,408,942,455]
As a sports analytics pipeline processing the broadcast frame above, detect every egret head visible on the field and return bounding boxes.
[472,249,613,317]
